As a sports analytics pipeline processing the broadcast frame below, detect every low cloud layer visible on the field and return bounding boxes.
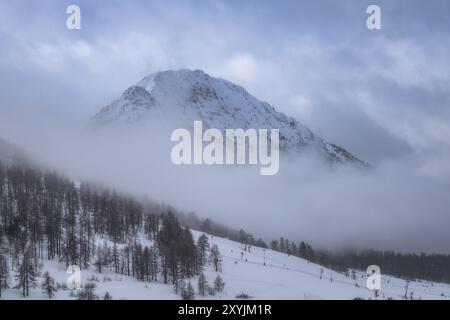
[1,116,449,254]
[1,0,450,253]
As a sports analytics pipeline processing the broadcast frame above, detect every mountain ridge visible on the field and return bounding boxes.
[92,69,367,167]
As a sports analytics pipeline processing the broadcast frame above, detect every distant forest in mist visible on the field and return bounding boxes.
[1,159,450,299]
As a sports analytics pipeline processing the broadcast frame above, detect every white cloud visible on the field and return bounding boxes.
[222,53,258,83]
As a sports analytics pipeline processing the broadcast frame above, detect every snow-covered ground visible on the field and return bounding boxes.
[2,230,450,300]
[193,231,450,300]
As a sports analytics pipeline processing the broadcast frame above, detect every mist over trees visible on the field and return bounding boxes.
[0,163,212,297]
[321,249,450,284]
[1,160,450,300]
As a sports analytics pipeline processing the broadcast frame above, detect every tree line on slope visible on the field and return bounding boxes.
[1,160,450,299]
[185,211,450,284]
[319,249,450,284]
[0,163,224,298]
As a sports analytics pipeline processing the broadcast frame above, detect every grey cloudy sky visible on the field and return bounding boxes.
[1,0,449,166]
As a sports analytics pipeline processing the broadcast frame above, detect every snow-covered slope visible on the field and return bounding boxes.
[92,69,366,167]
[192,231,450,300]
[2,231,449,300]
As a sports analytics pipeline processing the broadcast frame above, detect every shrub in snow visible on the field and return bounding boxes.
[87,275,100,282]
[103,292,113,300]
[207,286,216,296]
[77,282,98,300]
[235,292,253,299]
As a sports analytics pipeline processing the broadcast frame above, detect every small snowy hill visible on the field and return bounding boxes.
[192,231,450,300]
[2,231,449,300]
[91,69,366,167]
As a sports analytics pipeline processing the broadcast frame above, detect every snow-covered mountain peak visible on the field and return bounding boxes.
[92,69,367,167]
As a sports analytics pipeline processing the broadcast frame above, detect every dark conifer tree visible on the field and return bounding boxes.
[111,241,121,274]
[149,246,159,281]
[174,277,185,295]
[197,272,208,296]
[182,281,195,300]
[270,240,279,252]
[103,291,113,300]
[15,247,37,297]
[209,244,222,272]
[214,274,225,293]
[41,271,57,298]
[197,234,210,268]
[279,237,285,253]
[0,254,9,298]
